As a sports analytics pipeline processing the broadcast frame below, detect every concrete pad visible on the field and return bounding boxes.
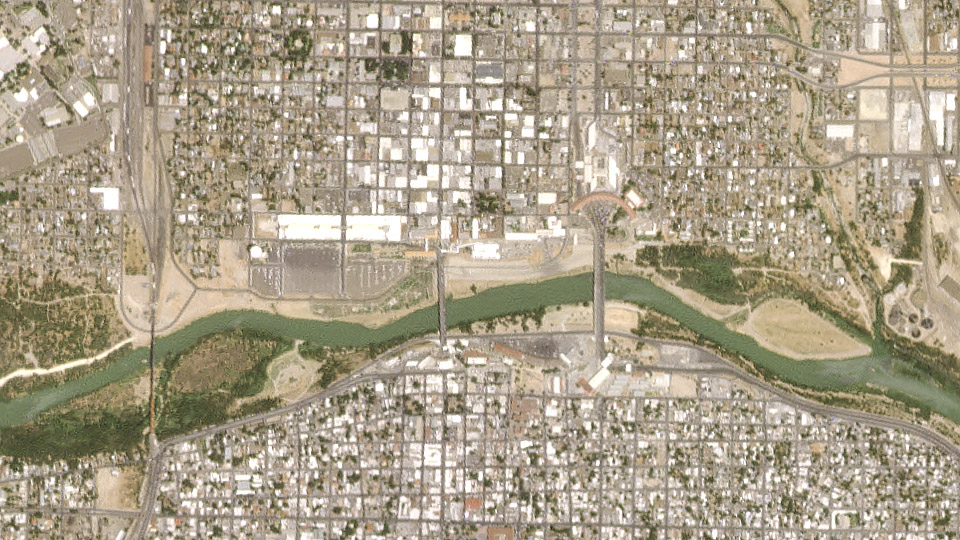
[381,88,410,111]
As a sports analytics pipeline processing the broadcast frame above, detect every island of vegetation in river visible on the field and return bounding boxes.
[6,271,960,459]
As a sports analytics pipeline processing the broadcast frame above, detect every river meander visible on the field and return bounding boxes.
[3,272,960,426]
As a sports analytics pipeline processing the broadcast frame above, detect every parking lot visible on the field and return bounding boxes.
[282,244,341,296]
[343,257,406,299]
[251,265,281,297]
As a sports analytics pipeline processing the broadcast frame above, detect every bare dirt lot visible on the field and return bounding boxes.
[738,298,871,360]
[858,121,890,153]
[789,87,807,138]
[605,305,639,333]
[838,56,892,87]
[859,88,889,121]
[513,365,547,394]
[265,346,320,402]
[668,374,698,398]
[867,245,895,281]
[123,215,149,275]
[474,303,594,334]
[778,0,812,41]
[96,465,142,511]
[190,240,249,290]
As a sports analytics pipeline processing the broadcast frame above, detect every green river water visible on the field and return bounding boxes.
[3,272,960,427]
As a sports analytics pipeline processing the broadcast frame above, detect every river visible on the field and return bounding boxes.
[3,272,960,426]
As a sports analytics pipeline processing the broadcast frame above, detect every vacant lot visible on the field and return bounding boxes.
[859,88,888,121]
[741,299,871,360]
[96,465,142,511]
[123,216,149,276]
[605,305,638,333]
[265,346,317,402]
[669,374,698,398]
[775,0,812,41]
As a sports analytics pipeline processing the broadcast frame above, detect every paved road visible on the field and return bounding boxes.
[591,217,606,360]
[582,202,614,361]
[436,248,447,347]
[117,0,170,532]
[125,328,960,538]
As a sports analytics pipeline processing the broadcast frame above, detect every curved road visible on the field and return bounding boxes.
[128,329,960,538]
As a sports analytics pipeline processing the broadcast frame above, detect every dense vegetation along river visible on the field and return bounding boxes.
[3,272,960,427]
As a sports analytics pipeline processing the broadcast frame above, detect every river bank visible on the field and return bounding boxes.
[3,272,960,430]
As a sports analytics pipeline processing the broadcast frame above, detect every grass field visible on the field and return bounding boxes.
[741,299,871,360]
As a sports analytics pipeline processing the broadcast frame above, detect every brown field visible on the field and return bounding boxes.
[218,239,250,288]
[151,255,199,331]
[779,0,812,41]
[740,299,871,360]
[254,213,279,238]
[827,168,857,236]
[264,347,318,402]
[526,248,545,266]
[143,45,153,82]
[789,87,807,139]
[859,88,889,121]
[858,121,890,153]
[123,215,149,276]
[837,53,953,88]
[191,240,248,289]
[605,305,639,333]
[447,279,495,299]
[838,56,890,87]
[96,465,142,511]
[512,365,546,394]
[540,304,592,332]
[867,245,895,281]
[668,374,698,398]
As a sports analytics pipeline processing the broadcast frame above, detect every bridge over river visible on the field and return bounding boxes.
[4,273,960,429]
